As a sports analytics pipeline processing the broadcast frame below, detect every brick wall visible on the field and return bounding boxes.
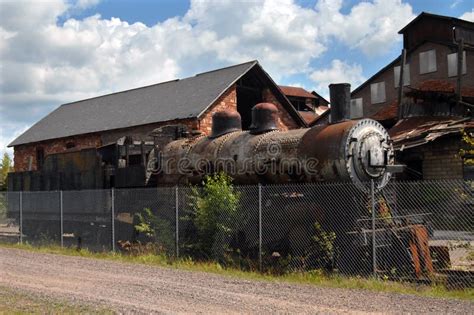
[198,85,300,133]
[99,118,198,145]
[262,88,300,131]
[198,85,237,135]
[407,136,464,180]
[14,134,102,172]
[13,118,199,172]
[423,139,463,180]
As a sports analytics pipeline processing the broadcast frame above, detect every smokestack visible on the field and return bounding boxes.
[329,83,351,124]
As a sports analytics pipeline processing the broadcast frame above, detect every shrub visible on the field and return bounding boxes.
[188,172,240,261]
[134,207,174,255]
[305,222,336,270]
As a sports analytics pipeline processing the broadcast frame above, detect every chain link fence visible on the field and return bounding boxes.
[0,179,472,288]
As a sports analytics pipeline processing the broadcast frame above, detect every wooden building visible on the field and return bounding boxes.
[349,12,474,180]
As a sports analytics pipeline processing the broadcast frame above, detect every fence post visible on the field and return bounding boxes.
[111,188,115,252]
[175,186,179,258]
[19,191,23,244]
[371,179,377,277]
[258,183,262,272]
[60,190,63,248]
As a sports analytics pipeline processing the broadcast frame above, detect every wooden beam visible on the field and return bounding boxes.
[397,49,407,120]
[456,38,464,113]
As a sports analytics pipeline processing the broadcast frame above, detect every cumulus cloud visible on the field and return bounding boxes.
[309,60,366,99]
[315,0,415,56]
[459,9,474,22]
[0,0,415,157]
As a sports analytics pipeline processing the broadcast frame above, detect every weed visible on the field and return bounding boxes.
[1,242,472,301]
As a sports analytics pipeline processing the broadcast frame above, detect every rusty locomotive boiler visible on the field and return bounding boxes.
[153,83,394,189]
[7,83,436,278]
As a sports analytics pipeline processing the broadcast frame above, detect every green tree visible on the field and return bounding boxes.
[189,172,240,261]
[0,153,13,191]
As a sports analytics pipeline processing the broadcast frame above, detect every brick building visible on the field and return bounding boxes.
[349,12,474,180]
[279,85,329,125]
[9,61,306,172]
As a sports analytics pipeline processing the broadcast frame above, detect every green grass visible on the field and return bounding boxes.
[0,285,112,314]
[1,242,473,301]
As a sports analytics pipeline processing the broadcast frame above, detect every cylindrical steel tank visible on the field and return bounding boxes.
[156,104,394,190]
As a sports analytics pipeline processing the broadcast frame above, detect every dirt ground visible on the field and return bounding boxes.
[0,247,472,314]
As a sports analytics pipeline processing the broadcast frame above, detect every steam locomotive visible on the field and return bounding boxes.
[7,83,433,277]
[8,84,395,191]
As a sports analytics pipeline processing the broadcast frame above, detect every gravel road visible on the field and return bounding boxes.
[0,247,472,314]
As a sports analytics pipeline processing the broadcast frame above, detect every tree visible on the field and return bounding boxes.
[0,153,13,191]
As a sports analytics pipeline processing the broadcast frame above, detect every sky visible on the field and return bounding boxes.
[0,0,473,158]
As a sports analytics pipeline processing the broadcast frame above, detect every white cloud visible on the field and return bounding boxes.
[315,0,415,56]
[0,0,67,32]
[459,9,474,22]
[309,60,366,99]
[0,0,416,157]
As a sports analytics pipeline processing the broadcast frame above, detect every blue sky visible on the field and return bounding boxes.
[0,0,473,156]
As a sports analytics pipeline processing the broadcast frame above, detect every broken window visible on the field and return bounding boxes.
[370,82,386,104]
[350,98,363,119]
[447,51,467,77]
[419,49,437,74]
[394,64,410,87]
[288,96,308,111]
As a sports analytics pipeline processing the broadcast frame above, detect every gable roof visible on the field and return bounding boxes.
[11,60,305,147]
[279,85,316,99]
[310,91,329,104]
[398,11,474,34]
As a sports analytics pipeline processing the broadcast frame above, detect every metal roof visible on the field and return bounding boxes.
[389,116,473,151]
[9,61,259,147]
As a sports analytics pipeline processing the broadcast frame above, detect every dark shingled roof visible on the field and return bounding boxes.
[398,11,474,34]
[9,61,259,147]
